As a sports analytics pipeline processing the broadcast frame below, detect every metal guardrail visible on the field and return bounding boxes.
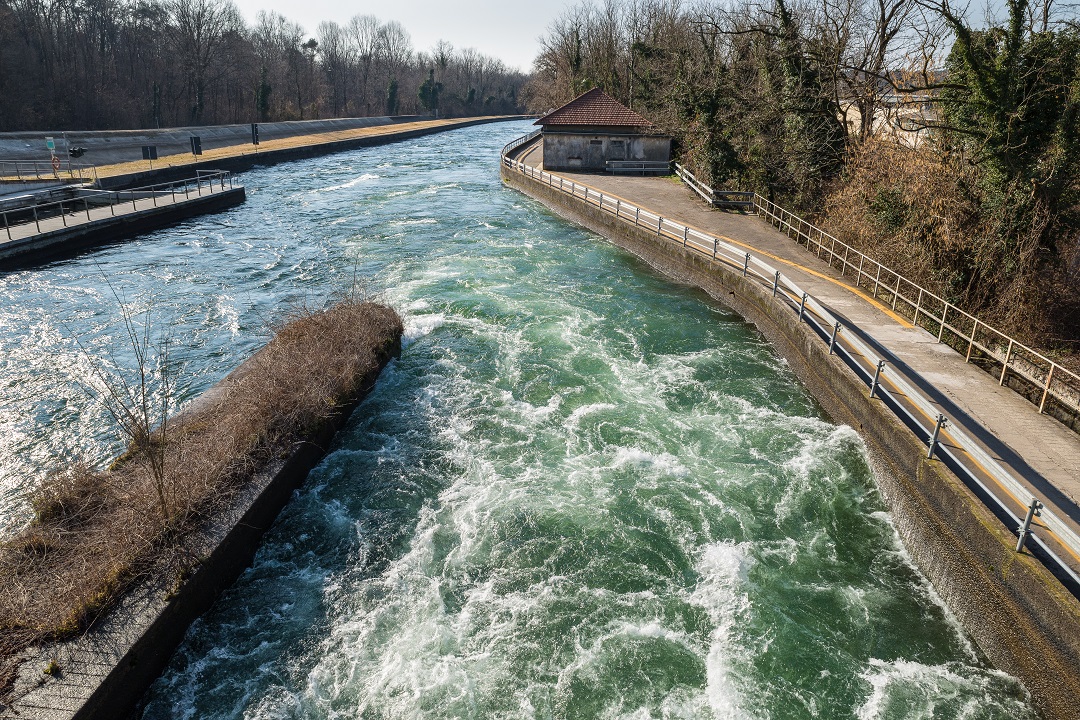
[1,170,238,241]
[673,163,1080,432]
[0,159,99,184]
[502,137,1080,598]
[606,160,671,174]
[674,164,753,209]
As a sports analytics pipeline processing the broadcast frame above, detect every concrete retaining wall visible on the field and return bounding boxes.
[502,165,1080,720]
[0,186,245,269]
[94,116,525,190]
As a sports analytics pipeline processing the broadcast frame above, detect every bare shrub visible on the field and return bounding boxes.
[0,298,403,703]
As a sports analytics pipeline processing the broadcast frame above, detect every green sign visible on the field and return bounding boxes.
[45,136,55,151]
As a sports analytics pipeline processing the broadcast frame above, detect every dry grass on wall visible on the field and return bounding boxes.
[0,299,403,700]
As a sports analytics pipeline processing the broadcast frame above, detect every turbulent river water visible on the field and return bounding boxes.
[0,121,1038,718]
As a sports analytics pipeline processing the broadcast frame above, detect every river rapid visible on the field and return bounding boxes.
[0,121,1037,718]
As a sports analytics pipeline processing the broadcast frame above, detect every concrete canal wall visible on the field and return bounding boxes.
[501,164,1080,720]
[0,184,245,269]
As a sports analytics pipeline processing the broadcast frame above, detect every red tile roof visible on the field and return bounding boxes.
[535,88,656,129]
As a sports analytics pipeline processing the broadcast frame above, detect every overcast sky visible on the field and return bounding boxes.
[230,0,580,73]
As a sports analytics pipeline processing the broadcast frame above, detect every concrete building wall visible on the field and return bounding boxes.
[542,132,670,171]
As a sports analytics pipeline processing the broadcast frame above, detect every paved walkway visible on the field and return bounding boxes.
[516,141,1080,562]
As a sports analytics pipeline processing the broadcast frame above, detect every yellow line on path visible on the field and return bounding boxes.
[541,170,913,328]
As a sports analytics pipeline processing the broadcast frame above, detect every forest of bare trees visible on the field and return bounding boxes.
[0,0,527,131]
[524,0,1080,348]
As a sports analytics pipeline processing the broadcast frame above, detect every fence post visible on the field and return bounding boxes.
[966,320,979,362]
[892,274,901,311]
[829,321,841,354]
[873,265,881,298]
[33,205,40,233]
[712,239,718,260]
[657,216,662,236]
[927,414,946,459]
[60,201,67,227]
[1016,498,1042,553]
[913,288,924,326]
[3,211,9,241]
[743,253,750,277]
[634,206,639,225]
[683,226,688,246]
[616,199,620,217]
[84,198,91,221]
[870,360,886,398]
[772,270,781,297]
[856,255,864,288]
[937,305,949,342]
[1039,365,1056,414]
[999,339,1014,385]
[798,293,808,322]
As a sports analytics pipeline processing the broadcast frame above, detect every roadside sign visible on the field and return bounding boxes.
[190,136,202,156]
[142,145,158,160]
[45,137,55,151]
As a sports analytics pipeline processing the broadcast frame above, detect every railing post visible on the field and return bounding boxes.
[634,206,639,225]
[913,287,923,326]
[33,205,40,233]
[84,198,90,221]
[657,216,662,236]
[938,305,949,342]
[892,274,901,311]
[682,226,688,246]
[133,193,138,211]
[798,293,808,322]
[870,360,886,398]
[615,198,620,217]
[829,321,841,354]
[999,339,1014,385]
[1016,498,1042,553]
[3,211,9,241]
[873,264,881,298]
[927,414,946,459]
[1039,365,1056,414]
[772,270,781,297]
[712,238,718,260]
[60,201,67,227]
[743,253,750,277]
[966,319,979,362]
[856,255,864,288]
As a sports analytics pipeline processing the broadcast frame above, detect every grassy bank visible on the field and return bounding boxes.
[0,298,403,701]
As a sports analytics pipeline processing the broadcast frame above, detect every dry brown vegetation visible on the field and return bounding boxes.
[823,139,1080,346]
[0,298,402,700]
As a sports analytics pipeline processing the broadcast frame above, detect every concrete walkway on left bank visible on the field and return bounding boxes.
[86,116,526,187]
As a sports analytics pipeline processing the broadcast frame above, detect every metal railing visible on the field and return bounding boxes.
[0,159,99,184]
[674,164,753,209]
[501,137,1080,598]
[674,163,1080,432]
[1,171,238,241]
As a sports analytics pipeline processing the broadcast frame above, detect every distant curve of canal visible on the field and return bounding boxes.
[0,121,1035,718]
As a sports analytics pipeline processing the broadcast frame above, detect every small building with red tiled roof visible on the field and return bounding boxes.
[535,88,671,173]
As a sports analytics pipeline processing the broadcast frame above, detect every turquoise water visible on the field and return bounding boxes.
[0,122,1037,717]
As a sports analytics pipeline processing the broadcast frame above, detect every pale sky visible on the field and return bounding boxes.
[231,0,580,73]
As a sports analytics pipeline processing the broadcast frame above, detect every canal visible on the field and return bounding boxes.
[0,121,1036,717]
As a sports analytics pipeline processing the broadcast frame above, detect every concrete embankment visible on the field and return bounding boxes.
[501,163,1080,720]
[0,302,403,720]
[87,116,528,189]
[0,183,245,269]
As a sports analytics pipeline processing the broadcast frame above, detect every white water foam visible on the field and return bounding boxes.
[687,541,757,720]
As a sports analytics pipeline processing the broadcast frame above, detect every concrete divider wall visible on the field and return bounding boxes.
[0,116,424,166]
[501,166,1080,720]
[0,325,402,720]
